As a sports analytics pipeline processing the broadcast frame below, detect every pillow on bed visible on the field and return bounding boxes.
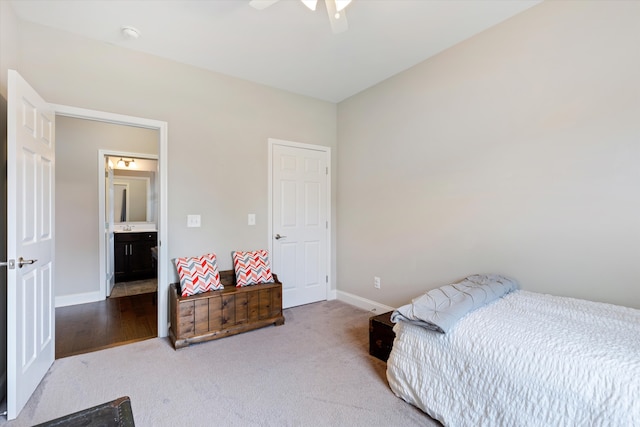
[174,253,223,297]
[391,274,519,333]
[232,249,274,287]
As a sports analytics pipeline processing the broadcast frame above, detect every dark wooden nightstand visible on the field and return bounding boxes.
[369,311,395,362]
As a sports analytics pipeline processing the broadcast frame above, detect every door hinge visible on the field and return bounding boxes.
[326,275,328,283]
[326,166,328,175]
[326,221,328,229]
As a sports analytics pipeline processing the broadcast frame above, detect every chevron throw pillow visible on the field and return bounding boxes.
[174,253,223,297]
[233,249,274,287]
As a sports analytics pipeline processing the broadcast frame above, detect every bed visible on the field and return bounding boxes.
[386,275,640,426]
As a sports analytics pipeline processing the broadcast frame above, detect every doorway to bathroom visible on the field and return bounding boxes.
[53,104,170,344]
[100,153,159,299]
[53,113,164,358]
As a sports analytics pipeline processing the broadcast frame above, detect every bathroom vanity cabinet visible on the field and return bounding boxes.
[114,232,157,282]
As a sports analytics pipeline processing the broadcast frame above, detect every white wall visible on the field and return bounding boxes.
[337,1,640,309]
[55,116,157,298]
[13,18,338,293]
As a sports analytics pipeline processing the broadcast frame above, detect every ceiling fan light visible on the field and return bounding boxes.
[334,0,352,13]
[301,0,318,11]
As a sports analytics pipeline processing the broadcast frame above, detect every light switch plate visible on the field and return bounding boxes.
[187,214,201,228]
[248,213,256,226]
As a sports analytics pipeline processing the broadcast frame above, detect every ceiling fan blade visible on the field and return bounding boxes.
[324,0,348,34]
[301,0,319,10]
[249,0,281,10]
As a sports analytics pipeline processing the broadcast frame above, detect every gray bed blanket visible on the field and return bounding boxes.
[391,274,519,333]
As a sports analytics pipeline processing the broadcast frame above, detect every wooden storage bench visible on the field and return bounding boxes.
[169,270,285,349]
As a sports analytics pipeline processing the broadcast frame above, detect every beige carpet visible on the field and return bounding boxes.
[109,278,157,298]
[2,300,437,427]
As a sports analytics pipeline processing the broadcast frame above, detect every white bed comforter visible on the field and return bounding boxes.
[386,290,640,427]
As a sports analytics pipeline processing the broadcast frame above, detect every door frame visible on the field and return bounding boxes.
[98,150,158,299]
[52,104,170,338]
[267,138,332,304]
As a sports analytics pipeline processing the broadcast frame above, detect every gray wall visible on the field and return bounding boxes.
[337,1,640,309]
[3,0,639,340]
[55,116,158,299]
[12,13,338,291]
[0,0,19,404]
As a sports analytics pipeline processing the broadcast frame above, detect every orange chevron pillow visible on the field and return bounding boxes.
[232,249,274,287]
[174,253,223,297]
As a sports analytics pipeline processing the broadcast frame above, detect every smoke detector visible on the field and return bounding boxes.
[121,26,141,40]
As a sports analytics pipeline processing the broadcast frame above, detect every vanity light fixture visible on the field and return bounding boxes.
[117,158,136,168]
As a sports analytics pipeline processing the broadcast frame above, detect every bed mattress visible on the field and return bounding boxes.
[386,290,640,426]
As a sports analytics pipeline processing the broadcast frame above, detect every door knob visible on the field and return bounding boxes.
[18,257,37,268]
[274,234,287,240]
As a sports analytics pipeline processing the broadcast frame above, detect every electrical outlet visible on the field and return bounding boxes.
[374,276,381,289]
[187,214,201,228]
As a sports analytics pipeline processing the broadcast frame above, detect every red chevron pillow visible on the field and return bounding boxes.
[232,249,274,287]
[174,253,223,297]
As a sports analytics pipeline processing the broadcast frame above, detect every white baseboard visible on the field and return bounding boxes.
[336,290,395,314]
[55,290,103,308]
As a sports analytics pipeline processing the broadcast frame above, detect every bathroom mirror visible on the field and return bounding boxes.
[113,174,156,224]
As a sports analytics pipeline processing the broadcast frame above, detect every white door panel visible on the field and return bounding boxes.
[106,157,115,295]
[7,70,56,420]
[271,141,330,308]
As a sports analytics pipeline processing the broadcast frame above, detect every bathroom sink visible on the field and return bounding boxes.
[113,224,157,233]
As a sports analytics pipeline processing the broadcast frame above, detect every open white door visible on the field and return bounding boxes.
[105,156,115,296]
[7,70,55,420]
[269,139,330,308]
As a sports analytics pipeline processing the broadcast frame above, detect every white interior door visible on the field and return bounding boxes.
[105,157,115,296]
[270,140,330,308]
[7,70,56,420]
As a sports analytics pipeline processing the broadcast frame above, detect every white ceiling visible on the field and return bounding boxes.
[10,0,541,103]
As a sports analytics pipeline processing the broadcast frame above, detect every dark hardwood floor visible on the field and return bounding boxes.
[55,292,157,359]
